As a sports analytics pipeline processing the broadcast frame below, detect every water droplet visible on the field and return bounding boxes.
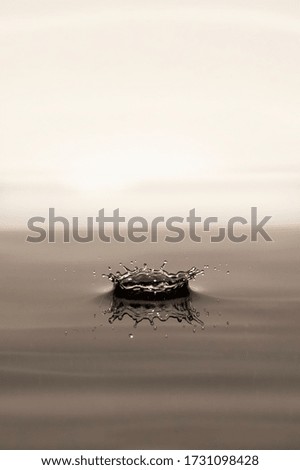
[64,267,67,272]
[165,334,168,338]
[64,330,68,336]
[201,326,205,330]
[226,321,230,326]
[226,270,230,275]
[192,326,196,333]
[153,325,157,331]
[92,270,96,276]
[129,333,134,339]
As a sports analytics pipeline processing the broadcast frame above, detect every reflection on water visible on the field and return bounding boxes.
[104,293,204,328]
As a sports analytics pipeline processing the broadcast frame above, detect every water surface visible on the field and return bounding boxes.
[0,227,299,449]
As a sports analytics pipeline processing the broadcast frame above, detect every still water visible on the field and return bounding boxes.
[0,227,299,449]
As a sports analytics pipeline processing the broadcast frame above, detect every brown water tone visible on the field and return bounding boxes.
[0,226,299,449]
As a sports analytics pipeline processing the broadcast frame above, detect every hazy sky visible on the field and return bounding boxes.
[1,0,299,226]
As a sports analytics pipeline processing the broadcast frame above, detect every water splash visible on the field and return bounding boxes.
[103,261,202,299]
[104,294,204,328]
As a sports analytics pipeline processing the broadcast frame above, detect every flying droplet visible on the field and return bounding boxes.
[129,333,134,339]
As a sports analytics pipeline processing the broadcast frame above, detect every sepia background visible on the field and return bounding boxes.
[0,0,299,224]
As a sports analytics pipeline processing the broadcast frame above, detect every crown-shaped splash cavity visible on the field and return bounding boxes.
[103,261,202,299]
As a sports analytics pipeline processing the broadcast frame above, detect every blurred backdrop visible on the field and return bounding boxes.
[1,0,299,227]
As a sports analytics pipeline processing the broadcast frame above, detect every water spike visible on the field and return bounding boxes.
[161,260,168,269]
[119,262,130,271]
